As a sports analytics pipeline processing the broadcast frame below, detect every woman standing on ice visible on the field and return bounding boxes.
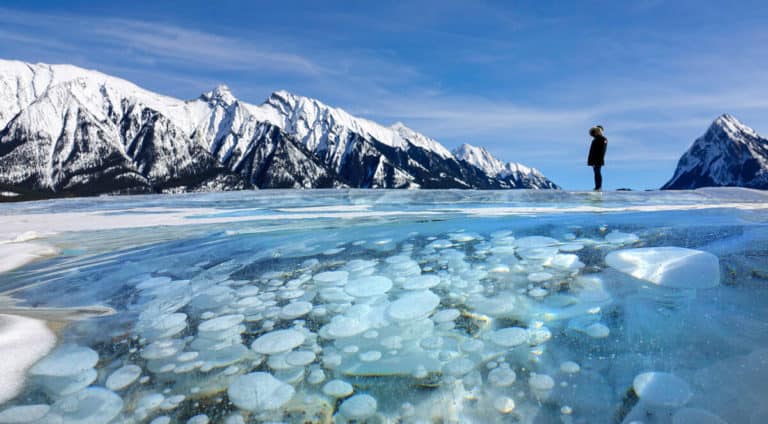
[587,125,607,191]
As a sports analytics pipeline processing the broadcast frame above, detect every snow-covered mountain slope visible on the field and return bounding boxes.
[0,61,341,195]
[391,121,454,158]
[0,61,245,196]
[251,92,560,189]
[453,143,559,189]
[662,114,768,190]
[258,91,452,160]
[0,60,202,133]
[253,90,466,187]
[0,59,559,199]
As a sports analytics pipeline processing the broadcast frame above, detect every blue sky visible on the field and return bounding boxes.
[1,0,767,190]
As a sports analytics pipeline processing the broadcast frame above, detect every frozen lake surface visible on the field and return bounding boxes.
[1,188,767,423]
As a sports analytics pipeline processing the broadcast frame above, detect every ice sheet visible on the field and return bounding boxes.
[0,188,767,423]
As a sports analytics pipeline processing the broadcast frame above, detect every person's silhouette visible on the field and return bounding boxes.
[587,125,607,191]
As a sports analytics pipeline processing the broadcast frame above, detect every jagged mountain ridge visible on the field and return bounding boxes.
[0,59,559,199]
[452,143,558,189]
[662,114,768,190]
[198,88,525,189]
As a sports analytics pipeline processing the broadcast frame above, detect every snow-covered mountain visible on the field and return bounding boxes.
[0,59,558,199]
[452,144,559,189]
[662,114,768,190]
[0,61,246,197]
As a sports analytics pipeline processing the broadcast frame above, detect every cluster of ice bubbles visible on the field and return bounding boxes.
[0,228,725,423]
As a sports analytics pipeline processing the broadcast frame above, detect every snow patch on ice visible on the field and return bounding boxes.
[0,314,56,403]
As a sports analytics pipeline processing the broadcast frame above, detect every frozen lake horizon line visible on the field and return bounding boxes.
[2,187,767,240]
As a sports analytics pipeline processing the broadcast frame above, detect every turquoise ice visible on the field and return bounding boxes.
[1,188,767,423]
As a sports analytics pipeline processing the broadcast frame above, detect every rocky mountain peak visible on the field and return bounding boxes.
[202,84,237,105]
[662,114,768,190]
[709,113,758,140]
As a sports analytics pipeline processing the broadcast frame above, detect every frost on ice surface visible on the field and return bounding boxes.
[0,189,767,423]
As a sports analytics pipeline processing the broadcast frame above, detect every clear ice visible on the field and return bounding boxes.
[1,188,768,423]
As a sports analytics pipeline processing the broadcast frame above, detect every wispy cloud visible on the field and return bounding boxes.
[0,7,323,76]
[356,93,591,137]
[91,20,323,74]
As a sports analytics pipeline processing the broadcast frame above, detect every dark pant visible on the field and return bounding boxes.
[592,166,602,190]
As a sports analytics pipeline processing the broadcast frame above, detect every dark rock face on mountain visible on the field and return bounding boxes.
[237,123,340,189]
[120,107,245,193]
[663,114,768,190]
[0,60,558,200]
[332,133,487,189]
[0,104,145,197]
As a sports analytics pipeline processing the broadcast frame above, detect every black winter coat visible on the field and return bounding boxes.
[588,135,607,166]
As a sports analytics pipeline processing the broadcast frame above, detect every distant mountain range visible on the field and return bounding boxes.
[0,60,558,200]
[663,114,768,190]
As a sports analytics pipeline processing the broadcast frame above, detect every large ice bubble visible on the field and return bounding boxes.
[105,364,142,391]
[322,316,370,339]
[28,344,98,378]
[251,329,306,354]
[345,276,393,297]
[322,380,353,398]
[227,372,295,411]
[402,275,440,290]
[489,327,528,347]
[338,394,377,420]
[606,247,720,288]
[387,290,440,321]
[0,404,50,423]
[47,387,124,423]
[632,371,692,407]
[198,314,243,332]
